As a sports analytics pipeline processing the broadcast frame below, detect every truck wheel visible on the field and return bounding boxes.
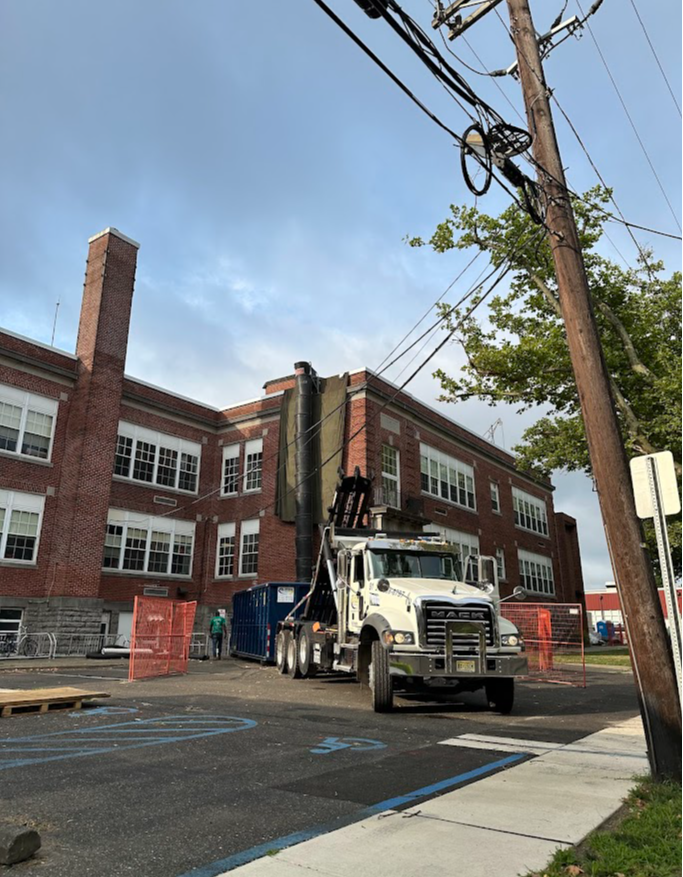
[369,640,393,712]
[287,632,302,679]
[485,679,514,714]
[275,631,289,674]
[298,628,317,678]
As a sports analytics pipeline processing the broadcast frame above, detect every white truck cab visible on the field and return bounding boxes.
[277,523,528,713]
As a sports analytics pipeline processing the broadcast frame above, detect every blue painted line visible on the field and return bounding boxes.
[177,752,527,877]
[0,715,257,770]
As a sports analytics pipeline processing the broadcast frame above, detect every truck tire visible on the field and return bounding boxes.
[298,627,317,678]
[485,678,514,714]
[287,631,302,679]
[275,631,289,674]
[369,640,393,712]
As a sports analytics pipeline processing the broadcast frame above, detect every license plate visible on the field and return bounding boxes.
[456,660,476,673]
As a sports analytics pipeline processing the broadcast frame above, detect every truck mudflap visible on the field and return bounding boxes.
[389,620,527,678]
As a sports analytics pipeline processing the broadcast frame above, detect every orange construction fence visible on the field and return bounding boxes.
[129,597,198,682]
[501,602,586,687]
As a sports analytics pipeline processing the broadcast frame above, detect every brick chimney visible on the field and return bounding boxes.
[47,229,139,599]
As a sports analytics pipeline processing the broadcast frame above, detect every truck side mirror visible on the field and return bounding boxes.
[513,586,527,601]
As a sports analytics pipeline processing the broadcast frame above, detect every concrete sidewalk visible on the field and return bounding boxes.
[219,716,647,877]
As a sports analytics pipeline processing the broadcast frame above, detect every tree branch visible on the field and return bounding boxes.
[596,301,654,378]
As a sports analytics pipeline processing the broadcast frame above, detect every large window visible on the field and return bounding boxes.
[239,519,260,576]
[102,510,195,577]
[114,422,201,494]
[518,549,555,596]
[0,384,57,461]
[512,487,549,537]
[243,439,263,493]
[423,524,479,564]
[221,444,240,496]
[216,523,236,577]
[420,443,476,510]
[380,444,400,507]
[0,490,45,564]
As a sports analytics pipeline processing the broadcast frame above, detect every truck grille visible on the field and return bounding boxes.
[424,602,494,652]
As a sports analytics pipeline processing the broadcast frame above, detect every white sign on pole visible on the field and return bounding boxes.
[629,451,681,520]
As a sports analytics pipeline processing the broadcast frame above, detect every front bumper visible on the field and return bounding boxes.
[388,651,527,678]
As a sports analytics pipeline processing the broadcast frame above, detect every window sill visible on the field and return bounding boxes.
[421,491,478,515]
[238,573,258,579]
[101,568,193,580]
[219,492,239,500]
[514,524,550,539]
[491,509,502,516]
[0,448,53,467]
[0,560,37,568]
[242,488,262,496]
[111,475,198,497]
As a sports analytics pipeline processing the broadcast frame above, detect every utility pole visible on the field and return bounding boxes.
[504,0,681,779]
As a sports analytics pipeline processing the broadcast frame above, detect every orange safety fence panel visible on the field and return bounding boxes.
[501,602,586,687]
[129,597,198,682]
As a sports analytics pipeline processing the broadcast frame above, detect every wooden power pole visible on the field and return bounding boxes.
[504,0,681,779]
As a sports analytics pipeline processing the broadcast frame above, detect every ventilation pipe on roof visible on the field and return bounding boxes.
[294,361,315,583]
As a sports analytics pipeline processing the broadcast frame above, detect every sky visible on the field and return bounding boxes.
[0,0,680,589]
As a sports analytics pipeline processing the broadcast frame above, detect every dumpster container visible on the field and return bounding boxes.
[229,582,309,663]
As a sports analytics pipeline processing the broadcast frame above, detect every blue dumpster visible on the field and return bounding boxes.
[229,582,309,663]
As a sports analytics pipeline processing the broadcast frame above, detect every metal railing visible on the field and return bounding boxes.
[0,630,56,660]
[53,633,127,657]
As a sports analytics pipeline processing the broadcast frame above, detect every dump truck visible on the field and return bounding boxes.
[275,469,528,712]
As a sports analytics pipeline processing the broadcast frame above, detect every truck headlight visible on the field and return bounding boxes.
[501,634,521,647]
[384,631,414,645]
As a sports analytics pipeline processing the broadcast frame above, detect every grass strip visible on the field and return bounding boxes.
[526,777,682,877]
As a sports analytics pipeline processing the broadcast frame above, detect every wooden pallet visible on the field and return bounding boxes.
[0,687,110,717]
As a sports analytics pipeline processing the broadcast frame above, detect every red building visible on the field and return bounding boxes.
[0,228,586,643]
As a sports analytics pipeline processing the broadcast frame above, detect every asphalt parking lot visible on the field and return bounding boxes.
[0,659,639,877]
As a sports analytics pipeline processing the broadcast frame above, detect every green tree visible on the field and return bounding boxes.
[408,187,681,573]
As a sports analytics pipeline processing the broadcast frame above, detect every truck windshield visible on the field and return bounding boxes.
[369,550,462,581]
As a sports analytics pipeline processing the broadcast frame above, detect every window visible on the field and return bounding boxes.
[216,523,236,577]
[380,444,400,507]
[490,482,500,513]
[221,444,240,495]
[133,441,156,483]
[419,443,476,510]
[244,439,263,492]
[0,490,45,564]
[0,608,23,636]
[518,549,555,596]
[148,531,171,573]
[239,519,260,576]
[114,435,133,477]
[0,384,57,461]
[423,524,479,565]
[114,422,201,494]
[102,510,195,577]
[495,547,506,581]
[512,487,549,536]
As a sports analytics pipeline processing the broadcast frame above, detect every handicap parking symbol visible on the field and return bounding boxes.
[310,736,386,755]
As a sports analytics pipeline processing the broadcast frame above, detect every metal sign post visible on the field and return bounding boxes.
[630,452,682,699]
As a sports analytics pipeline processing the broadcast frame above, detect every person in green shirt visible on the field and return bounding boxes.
[209,612,228,659]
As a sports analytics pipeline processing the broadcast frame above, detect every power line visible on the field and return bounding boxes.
[488,5,682,242]
[627,0,681,118]
[574,0,681,232]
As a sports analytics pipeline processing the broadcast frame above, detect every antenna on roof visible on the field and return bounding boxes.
[50,300,60,347]
[484,417,505,448]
